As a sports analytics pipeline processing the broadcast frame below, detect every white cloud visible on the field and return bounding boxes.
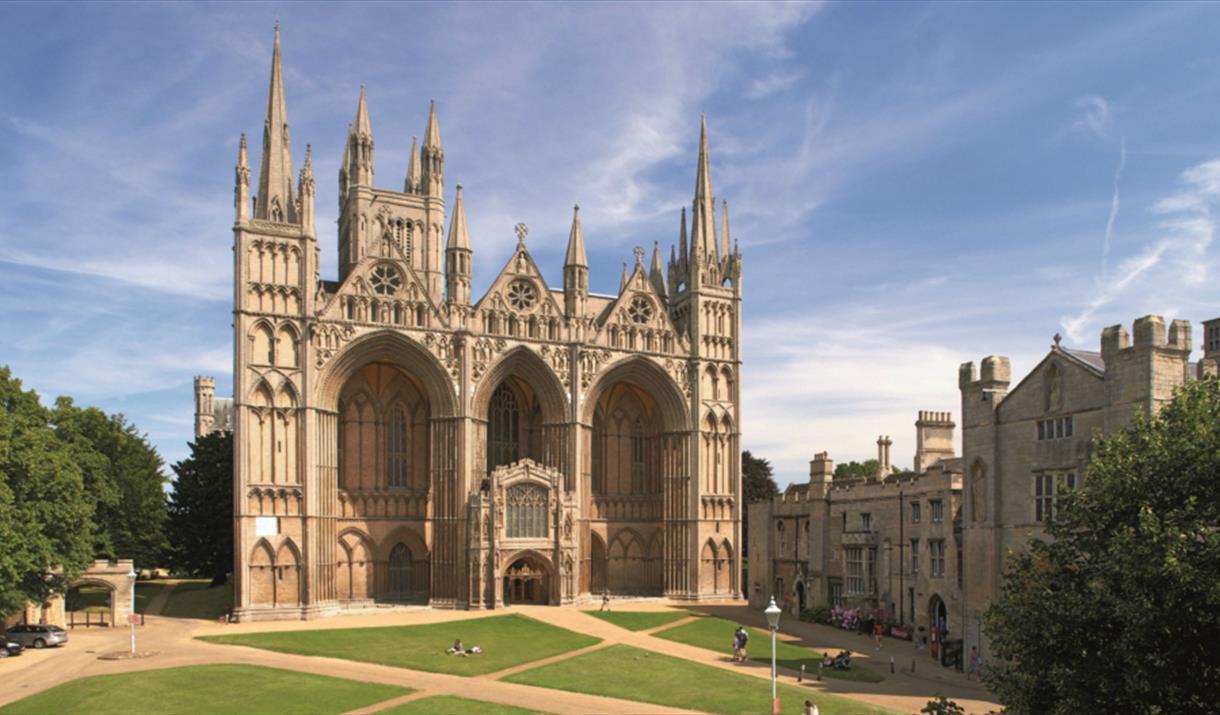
[1073,95,1111,139]
[747,71,802,99]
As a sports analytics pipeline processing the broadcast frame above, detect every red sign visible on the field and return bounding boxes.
[128,614,140,624]
[772,698,781,715]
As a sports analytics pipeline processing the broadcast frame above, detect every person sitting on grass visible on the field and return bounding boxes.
[448,638,464,655]
[832,650,852,670]
[821,651,834,668]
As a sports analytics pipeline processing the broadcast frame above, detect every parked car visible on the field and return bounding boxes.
[4,624,68,649]
[0,639,24,657]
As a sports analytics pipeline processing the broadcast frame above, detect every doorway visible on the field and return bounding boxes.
[503,556,550,605]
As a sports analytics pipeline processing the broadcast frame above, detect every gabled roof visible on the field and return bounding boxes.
[1063,348,1105,375]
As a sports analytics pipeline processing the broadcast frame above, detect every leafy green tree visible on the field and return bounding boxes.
[167,431,233,583]
[0,368,95,615]
[51,399,169,568]
[833,459,879,479]
[984,377,1220,714]
[741,451,778,558]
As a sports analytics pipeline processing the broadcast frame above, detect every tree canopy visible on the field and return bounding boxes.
[833,459,879,480]
[167,430,233,583]
[984,377,1220,714]
[742,450,778,504]
[0,368,95,615]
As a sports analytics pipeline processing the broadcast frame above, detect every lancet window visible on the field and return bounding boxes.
[385,406,409,488]
[488,384,521,473]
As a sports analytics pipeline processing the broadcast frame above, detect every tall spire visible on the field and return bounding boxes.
[689,114,717,262]
[404,136,421,194]
[255,24,296,223]
[346,86,374,187]
[446,184,470,250]
[649,241,666,296]
[678,206,689,271]
[421,100,444,197]
[564,205,587,267]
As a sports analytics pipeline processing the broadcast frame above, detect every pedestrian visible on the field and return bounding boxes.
[803,699,819,715]
[873,622,883,650]
[734,625,749,662]
[600,590,610,612]
[966,646,981,680]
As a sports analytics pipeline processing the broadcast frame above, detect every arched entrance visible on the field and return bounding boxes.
[929,594,948,661]
[388,543,414,598]
[65,579,117,627]
[502,553,552,605]
[796,580,806,613]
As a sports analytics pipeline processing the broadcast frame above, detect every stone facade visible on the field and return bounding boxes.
[959,315,1201,659]
[194,376,234,438]
[229,28,743,620]
[3,559,135,630]
[749,414,963,644]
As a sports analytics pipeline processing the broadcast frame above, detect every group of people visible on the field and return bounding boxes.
[447,638,482,656]
[731,625,750,662]
[821,649,853,670]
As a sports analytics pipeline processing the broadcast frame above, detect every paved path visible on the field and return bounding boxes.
[0,600,1001,714]
[141,582,177,617]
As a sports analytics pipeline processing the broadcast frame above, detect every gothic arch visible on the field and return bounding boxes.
[274,538,303,607]
[588,531,608,594]
[317,330,456,417]
[700,539,719,593]
[248,538,276,606]
[472,346,568,422]
[275,323,300,368]
[249,320,276,366]
[376,526,430,602]
[337,528,375,600]
[581,356,688,429]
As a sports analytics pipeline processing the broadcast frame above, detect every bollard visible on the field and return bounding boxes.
[817,662,823,681]
[890,656,895,674]
[799,664,805,682]
[911,658,916,673]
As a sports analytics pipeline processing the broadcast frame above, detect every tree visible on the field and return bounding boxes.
[741,451,778,558]
[51,399,169,568]
[984,377,1220,714]
[167,431,233,583]
[833,459,879,479]
[0,368,95,615]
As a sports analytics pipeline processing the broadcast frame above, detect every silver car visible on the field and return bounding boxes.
[4,624,68,648]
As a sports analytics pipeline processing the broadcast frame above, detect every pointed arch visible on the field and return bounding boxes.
[248,538,276,606]
[472,346,568,423]
[274,323,300,368]
[581,356,688,429]
[249,321,275,366]
[588,531,608,594]
[274,538,302,607]
[338,528,375,601]
[317,329,456,417]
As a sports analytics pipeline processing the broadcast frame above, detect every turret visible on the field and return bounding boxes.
[960,356,1011,430]
[404,136,421,194]
[563,205,588,318]
[298,144,315,235]
[254,25,296,224]
[194,376,216,438]
[445,185,472,306]
[235,133,250,222]
[649,241,666,297]
[1101,315,1194,429]
[346,87,374,188]
[914,410,956,472]
[421,100,444,197]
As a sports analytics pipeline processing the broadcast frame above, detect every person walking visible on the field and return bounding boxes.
[600,590,610,612]
[966,646,981,680]
[733,625,749,662]
[873,622,883,650]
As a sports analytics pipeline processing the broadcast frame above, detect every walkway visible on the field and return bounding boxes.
[0,600,1001,714]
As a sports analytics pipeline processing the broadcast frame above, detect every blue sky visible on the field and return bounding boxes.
[2,2,1218,484]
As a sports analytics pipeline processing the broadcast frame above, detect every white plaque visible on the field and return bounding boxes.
[255,516,279,537]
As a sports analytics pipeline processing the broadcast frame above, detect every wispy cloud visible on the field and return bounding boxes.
[1074,95,1112,139]
[1102,138,1127,274]
[747,71,802,100]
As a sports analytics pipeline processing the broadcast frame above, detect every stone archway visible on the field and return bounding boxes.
[501,551,554,606]
[64,559,136,629]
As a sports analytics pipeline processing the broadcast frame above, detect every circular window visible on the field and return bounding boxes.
[507,280,537,310]
[370,264,402,296]
[628,296,653,324]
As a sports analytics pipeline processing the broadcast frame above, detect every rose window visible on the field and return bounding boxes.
[628,296,653,324]
[507,280,537,310]
[370,264,402,296]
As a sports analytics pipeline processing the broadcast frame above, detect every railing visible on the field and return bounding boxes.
[67,611,144,629]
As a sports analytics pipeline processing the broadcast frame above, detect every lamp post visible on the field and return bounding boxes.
[764,596,782,714]
[127,567,137,657]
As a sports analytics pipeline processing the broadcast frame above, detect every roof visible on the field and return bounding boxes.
[1063,348,1105,374]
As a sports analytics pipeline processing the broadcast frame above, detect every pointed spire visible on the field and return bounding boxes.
[650,241,666,296]
[689,114,717,262]
[353,85,372,137]
[720,199,731,259]
[405,136,421,193]
[679,206,689,270]
[620,263,629,293]
[565,204,588,267]
[299,144,315,233]
[347,87,374,186]
[424,99,442,149]
[255,23,296,222]
[447,184,470,250]
[235,133,250,221]
[238,132,249,170]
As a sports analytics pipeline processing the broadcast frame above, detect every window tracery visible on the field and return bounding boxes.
[488,384,520,473]
[385,406,409,488]
[370,264,402,296]
[506,483,548,538]
[628,296,653,324]
[507,280,537,311]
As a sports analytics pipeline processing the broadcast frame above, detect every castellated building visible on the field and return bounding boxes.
[751,314,1211,668]
[230,29,743,620]
[194,376,234,438]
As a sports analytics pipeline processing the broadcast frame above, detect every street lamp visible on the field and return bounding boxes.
[764,596,782,714]
[127,567,137,657]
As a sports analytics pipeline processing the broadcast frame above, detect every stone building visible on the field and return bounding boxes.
[748,412,964,642]
[229,28,743,620]
[960,315,1205,659]
[194,376,234,438]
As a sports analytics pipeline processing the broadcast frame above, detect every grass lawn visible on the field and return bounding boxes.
[0,664,410,715]
[582,609,689,631]
[65,586,111,613]
[654,615,885,683]
[200,614,599,677]
[504,644,894,715]
[382,696,543,714]
[161,580,233,620]
[133,582,168,614]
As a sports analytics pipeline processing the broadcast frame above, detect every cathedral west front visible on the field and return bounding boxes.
[229,28,743,620]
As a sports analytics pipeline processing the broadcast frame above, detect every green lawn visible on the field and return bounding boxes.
[161,580,233,620]
[0,664,410,715]
[200,614,600,677]
[133,582,167,614]
[382,696,543,714]
[582,609,689,631]
[65,586,111,613]
[504,644,893,715]
[654,615,885,683]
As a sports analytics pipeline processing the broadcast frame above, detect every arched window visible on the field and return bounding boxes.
[385,406,409,488]
[506,483,548,538]
[488,383,520,473]
[631,418,646,494]
[388,543,412,597]
[591,411,605,495]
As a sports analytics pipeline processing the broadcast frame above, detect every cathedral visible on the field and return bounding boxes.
[229,28,744,620]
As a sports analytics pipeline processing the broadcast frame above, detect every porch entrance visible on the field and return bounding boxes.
[503,556,551,605]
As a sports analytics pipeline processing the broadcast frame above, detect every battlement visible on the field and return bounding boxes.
[195,375,216,390]
[959,356,1011,390]
[1101,315,1192,362]
[914,409,955,472]
[916,410,953,424]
